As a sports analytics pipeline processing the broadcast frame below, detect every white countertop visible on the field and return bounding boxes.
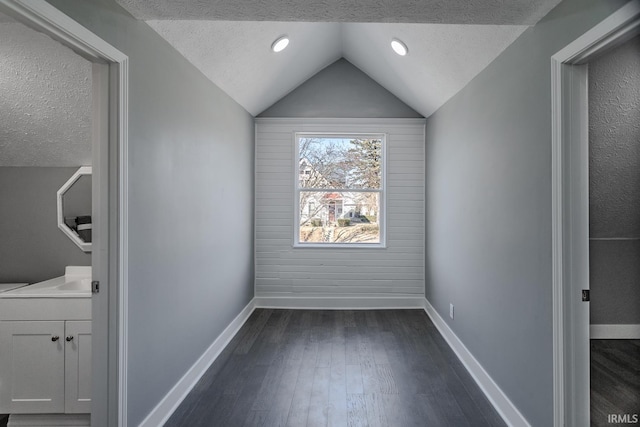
[0,283,29,293]
[0,267,92,299]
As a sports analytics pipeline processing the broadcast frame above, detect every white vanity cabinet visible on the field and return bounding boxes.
[0,268,92,426]
[0,321,65,413]
[0,320,92,415]
[65,320,92,413]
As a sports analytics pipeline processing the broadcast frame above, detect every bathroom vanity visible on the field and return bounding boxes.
[0,267,92,426]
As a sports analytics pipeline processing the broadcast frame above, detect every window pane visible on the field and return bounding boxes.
[298,137,382,190]
[299,191,380,244]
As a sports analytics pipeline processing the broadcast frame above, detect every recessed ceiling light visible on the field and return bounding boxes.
[271,36,290,53]
[391,38,408,56]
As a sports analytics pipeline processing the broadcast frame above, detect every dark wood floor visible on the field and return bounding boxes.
[591,339,640,427]
[165,309,505,427]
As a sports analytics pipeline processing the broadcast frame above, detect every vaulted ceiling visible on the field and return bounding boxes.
[117,0,563,117]
[116,0,562,24]
[0,0,564,167]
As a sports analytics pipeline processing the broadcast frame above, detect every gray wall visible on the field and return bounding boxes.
[256,58,425,301]
[424,0,629,425]
[259,58,423,118]
[47,0,255,425]
[255,119,425,300]
[0,167,91,284]
[589,34,640,325]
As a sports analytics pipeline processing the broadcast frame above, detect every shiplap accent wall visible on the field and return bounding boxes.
[255,118,425,304]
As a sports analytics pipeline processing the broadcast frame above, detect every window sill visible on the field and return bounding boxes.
[293,243,387,249]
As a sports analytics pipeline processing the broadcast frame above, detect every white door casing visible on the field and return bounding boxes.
[0,1,130,426]
[551,2,640,426]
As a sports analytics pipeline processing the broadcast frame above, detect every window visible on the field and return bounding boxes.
[295,134,385,246]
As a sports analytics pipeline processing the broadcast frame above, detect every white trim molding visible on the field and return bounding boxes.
[255,296,426,310]
[551,2,640,426]
[422,299,531,427]
[293,132,388,249]
[590,324,640,339]
[138,300,257,427]
[57,166,93,252]
[254,117,427,127]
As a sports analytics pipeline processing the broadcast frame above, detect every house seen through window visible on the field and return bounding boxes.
[296,134,384,246]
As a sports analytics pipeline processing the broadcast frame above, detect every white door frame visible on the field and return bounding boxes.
[0,1,129,426]
[551,2,640,426]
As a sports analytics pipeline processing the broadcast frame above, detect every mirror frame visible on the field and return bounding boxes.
[57,166,92,252]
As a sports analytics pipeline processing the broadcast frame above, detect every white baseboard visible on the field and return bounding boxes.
[138,299,257,427]
[254,295,426,309]
[422,298,531,427]
[590,324,640,339]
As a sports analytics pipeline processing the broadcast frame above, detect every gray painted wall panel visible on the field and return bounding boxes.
[256,119,425,299]
[0,167,91,283]
[589,240,640,324]
[589,34,640,325]
[258,58,423,118]
[424,0,629,425]
[47,0,255,425]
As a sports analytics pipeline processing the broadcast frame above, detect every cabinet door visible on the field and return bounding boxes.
[0,321,65,413]
[64,320,92,413]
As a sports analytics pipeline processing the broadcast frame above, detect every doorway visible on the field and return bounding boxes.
[0,14,92,425]
[0,1,129,426]
[551,2,640,426]
[587,33,640,426]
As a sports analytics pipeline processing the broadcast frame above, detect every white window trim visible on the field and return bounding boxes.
[293,132,387,248]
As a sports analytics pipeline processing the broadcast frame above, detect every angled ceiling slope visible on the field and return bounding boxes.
[118,0,562,117]
[146,21,344,116]
[342,23,528,117]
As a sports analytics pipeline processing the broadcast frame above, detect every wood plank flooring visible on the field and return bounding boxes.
[591,339,640,427]
[165,309,505,427]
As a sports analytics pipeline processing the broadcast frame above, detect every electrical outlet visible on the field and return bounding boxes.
[449,303,454,319]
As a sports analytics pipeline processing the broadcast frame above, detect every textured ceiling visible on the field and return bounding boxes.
[122,0,562,117]
[147,21,343,116]
[118,0,561,25]
[0,21,92,167]
[343,24,527,117]
[147,21,527,116]
[119,0,563,116]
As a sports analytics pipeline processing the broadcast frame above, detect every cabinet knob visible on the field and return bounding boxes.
[51,335,59,342]
[66,335,74,342]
